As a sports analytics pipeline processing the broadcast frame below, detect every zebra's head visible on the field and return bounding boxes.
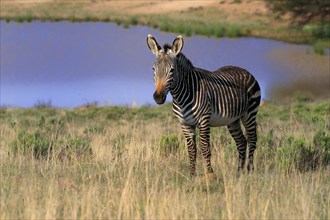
[147,34,184,105]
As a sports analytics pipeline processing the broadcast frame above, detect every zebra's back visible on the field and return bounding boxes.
[200,66,261,121]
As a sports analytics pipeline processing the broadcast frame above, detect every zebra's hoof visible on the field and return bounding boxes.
[236,170,245,177]
[247,164,254,172]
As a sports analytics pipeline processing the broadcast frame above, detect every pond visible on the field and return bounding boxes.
[1,21,329,108]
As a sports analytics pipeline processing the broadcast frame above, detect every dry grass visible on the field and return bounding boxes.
[1,101,329,219]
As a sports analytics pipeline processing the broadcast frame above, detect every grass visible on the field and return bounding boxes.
[146,16,250,38]
[1,99,329,219]
[313,41,326,55]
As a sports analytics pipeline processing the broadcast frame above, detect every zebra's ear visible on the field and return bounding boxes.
[147,34,161,55]
[172,35,184,55]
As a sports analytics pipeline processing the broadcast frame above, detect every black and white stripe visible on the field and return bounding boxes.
[147,35,261,175]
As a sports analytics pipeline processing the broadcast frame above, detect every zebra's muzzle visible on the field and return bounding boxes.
[153,91,166,105]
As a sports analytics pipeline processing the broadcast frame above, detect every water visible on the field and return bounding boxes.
[1,21,329,108]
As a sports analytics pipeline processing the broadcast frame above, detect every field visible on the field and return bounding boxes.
[1,98,329,219]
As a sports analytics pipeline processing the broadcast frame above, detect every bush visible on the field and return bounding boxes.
[293,91,312,102]
[213,25,225,38]
[313,41,325,55]
[11,130,50,158]
[9,116,92,159]
[159,134,181,156]
[276,136,312,172]
[129,16,138,25]
[34,100,52,109]
[274,133,330,172]
[227,25,242,38]
[84,123,105,135]
[62,136,92,159]
[313,131,330,167]
[303,23,330,39]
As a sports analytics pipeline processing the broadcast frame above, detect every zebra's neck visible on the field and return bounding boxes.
[170,53,199,108]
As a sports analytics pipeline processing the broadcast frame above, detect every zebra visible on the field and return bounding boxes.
[147,34,261,176]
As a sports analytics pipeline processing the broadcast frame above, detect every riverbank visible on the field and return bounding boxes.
[1,0,329,47]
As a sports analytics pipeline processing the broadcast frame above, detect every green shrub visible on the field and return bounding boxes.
[227,25,242,37]
[84,123,105,135]
[303,23,330,38]
[213,25,226,38]
[173,23,193,37]
[275,134,330,172]
[34,100,52,109]
[11,129,50,158]
[85,15,95,22]
[293,91,312,102]
[129,16,138,25]
[106,107,127,120]
[9,116,92,159]
[159,134,181,156]
[322,23,330,38]
[69,15,77,23]
[313,42,325,55]
[276,136,313,171]
[63,136,92,158]
[313,131,330,167]
[114,18,122,26]
[151,22,159,29]
[15,16,25,23]
[194,24,213,37]
[159,19,171,32]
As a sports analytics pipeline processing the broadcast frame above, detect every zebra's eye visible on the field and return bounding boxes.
[152,67,155,71]
[169,68,174,73]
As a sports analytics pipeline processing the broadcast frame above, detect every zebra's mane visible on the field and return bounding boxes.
[163,44,172,52]
[162,43,194,69]
[176,53,194,70]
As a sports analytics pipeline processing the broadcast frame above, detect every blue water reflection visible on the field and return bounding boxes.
[0,21,326,108]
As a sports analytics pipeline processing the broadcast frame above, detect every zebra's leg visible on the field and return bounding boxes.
[181,124,197,176]
[227,120,247,172]
[242,113,258,172]
[199,122,214,174]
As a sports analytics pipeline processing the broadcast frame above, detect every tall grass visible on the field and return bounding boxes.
[0,100,329,219]
[150,16,249,38]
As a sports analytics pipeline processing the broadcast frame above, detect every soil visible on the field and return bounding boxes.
[0,0,282,25]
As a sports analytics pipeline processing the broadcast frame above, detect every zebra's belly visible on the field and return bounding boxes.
[177,114,197,126]
[209,114,240,127]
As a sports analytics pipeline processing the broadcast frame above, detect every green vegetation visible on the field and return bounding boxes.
[1,99,329,219]
[313,41,326,55]
[303,23,330,39]
[1,1,329,46]
[9,115,92,159]
[265,0,329,50]
[265,0,329,27]
[159,133,182,156]
[146,16,249,38]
